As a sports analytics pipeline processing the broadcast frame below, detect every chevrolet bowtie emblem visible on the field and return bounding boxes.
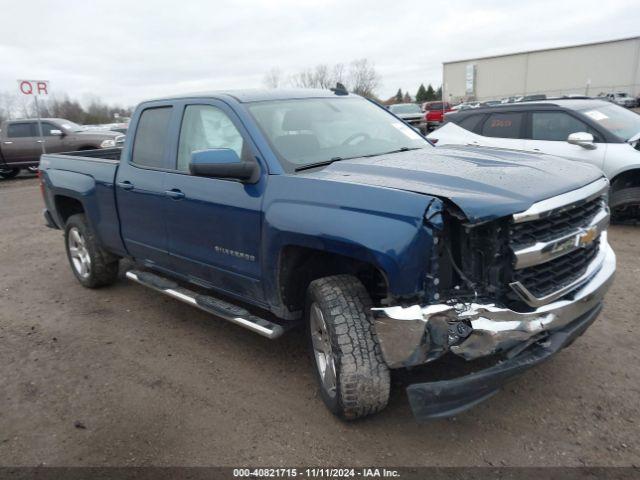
[577,227,598,247]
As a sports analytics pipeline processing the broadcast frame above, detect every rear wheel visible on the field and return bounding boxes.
[306,275,390,420]
[0,168,20,179]
[27,166,39,173]
[64,214,119,288]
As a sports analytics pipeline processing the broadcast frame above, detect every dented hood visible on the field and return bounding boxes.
[301,145,604,223]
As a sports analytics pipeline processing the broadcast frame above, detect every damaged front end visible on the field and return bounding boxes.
[372,179,616,419]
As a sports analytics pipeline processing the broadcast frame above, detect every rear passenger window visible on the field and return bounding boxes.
[481,113,524,139]
[131,107,172,168]
[458,115,484,133]
[7,123,36,137]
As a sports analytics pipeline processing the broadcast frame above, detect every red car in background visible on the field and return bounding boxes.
[422,101,453,130]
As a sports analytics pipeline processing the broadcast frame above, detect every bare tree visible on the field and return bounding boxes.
[263,67,282,89]
[289,68,316,88]
[332,63,346,86]
[0,92,17,122]
[347,59,380,98]
[268,58,381,97]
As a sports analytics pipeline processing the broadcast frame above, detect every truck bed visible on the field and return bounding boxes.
[47,147,122,161]
[40,147,126,256]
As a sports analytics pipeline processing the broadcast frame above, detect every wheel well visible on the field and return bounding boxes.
[611,169,640,192]
[55,196,84,225]
[278,245,389,315]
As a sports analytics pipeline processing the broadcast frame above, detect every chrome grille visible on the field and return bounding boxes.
[508,179,609,307]
[513,240,600,298]
[511,196,603,245]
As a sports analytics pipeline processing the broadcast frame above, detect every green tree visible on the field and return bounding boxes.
[394,88,403,103]
[415,84,427,103]
[425,84,436,101]
[403,92,412,103]
[436,85,442,101]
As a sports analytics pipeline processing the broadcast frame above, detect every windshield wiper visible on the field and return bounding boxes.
[362,146,422,158]
[294,147,423,172]
[294,157,345,172]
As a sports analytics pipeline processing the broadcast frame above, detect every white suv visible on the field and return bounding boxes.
[428,99,640,222]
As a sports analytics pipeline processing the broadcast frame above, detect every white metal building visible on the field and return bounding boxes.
[443,36,640,103]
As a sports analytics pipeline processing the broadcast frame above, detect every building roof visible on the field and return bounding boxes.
[444,36,640,65]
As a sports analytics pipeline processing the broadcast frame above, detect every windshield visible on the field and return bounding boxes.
[389,103,422,114]
[248,97,429,172]
[576,103,640,141]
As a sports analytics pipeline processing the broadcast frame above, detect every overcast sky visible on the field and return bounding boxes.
[1,0,638,107]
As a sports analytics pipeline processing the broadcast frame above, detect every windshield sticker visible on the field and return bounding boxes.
[392,122,422,140]
[584,110,608,121]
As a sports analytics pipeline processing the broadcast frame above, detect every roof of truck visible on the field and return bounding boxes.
[146,88,348,103]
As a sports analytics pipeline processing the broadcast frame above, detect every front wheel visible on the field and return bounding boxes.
[610,187,640,224]
[64,214,119,288]
[306,275,390,420]
[0,168,20,179]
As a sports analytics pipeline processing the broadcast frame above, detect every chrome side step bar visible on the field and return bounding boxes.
[125,270,287,339]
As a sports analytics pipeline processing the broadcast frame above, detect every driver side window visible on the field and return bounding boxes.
[531,112,592,141]
[177,105,244,172]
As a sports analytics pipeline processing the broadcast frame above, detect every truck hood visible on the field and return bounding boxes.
[300,145,603,223]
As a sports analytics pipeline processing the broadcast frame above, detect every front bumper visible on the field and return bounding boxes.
[371,234,615,419]
[407,304,602,420]
[372,235,615,368]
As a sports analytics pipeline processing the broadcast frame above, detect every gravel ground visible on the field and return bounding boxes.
[1,174,639,467]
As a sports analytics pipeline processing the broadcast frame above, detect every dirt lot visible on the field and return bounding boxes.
[1,173,639,467]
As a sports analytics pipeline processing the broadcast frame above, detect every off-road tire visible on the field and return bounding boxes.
[0,168,20,179]
[610,187,640,224]
[306,275,390,420]
[64,214,119,288]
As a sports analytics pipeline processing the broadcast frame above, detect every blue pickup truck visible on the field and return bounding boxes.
[39,88,616,421]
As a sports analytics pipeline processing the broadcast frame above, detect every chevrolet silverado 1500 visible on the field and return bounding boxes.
[39,88,615,420]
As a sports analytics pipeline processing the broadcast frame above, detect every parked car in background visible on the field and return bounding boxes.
[421,101,453,130]
[387,103,427,133]
[451,102,480,112]
[428,99,640,222]
[522,94,547,102]
[39,88,615,421]
[603,92,637,108]
[0,118,125,179]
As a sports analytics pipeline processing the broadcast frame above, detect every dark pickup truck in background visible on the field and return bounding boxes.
[39,88,615,421]
[0,118,124,179]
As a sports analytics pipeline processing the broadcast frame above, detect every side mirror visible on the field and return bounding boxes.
[189,148,258,182]
[50,129,64,136]
[567,132,596,150]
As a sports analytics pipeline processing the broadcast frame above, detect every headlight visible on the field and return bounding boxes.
[100,139,116,148]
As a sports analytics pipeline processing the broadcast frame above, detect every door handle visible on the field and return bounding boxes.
[165,189,185,200]
[37,140,45,143]
[3,141,12,145]
[117,181,134,190]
